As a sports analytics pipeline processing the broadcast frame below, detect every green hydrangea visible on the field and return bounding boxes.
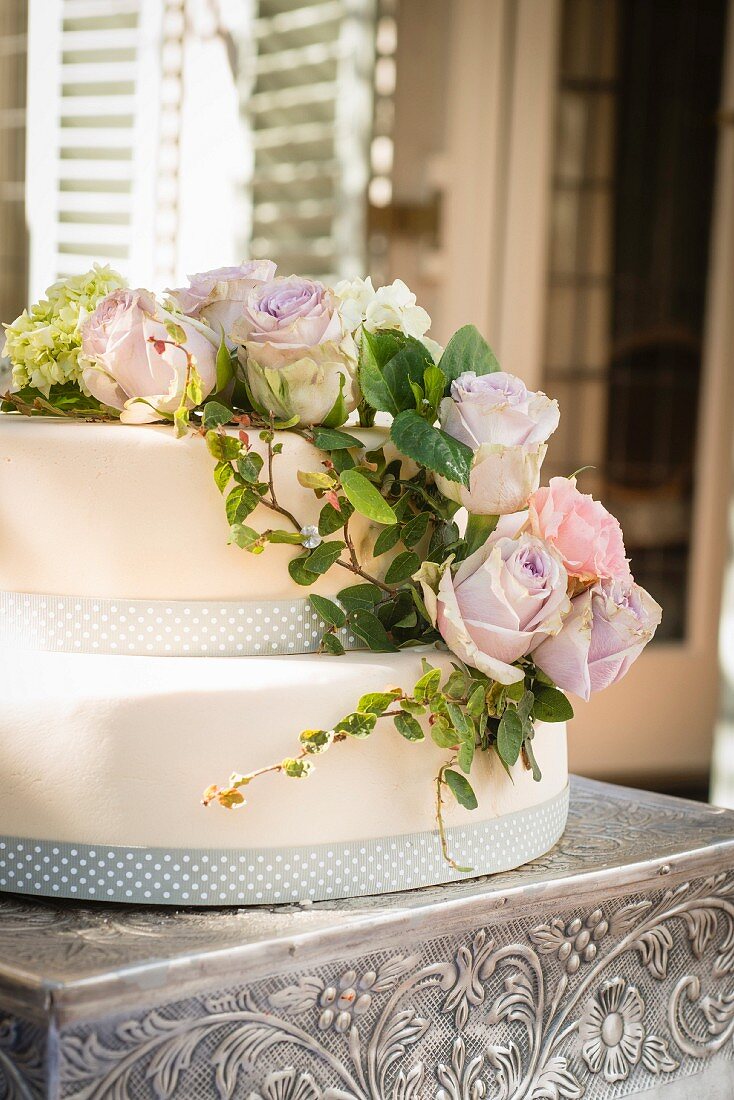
[2,264,127,396]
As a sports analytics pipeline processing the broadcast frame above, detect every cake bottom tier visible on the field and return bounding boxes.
[0,645,568,905]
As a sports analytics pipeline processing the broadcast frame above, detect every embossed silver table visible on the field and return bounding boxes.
[1,776,733,1099]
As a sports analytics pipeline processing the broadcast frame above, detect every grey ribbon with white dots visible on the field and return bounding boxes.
[0,785,569,905]
[0,590,365,657]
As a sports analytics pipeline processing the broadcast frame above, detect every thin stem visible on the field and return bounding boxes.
[434,760,472,874]
[339,516,393,592]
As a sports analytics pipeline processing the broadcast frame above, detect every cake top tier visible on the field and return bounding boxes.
[0,416,396,601]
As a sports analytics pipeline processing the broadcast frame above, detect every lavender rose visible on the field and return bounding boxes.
[231,275,359,426]
[436,371,560,515]
[81,289,218,423]
[167,260,276,342]
[534,577,662,700]
[418,533,570,685]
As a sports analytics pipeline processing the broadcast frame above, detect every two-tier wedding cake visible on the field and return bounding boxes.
[0,263,661,904]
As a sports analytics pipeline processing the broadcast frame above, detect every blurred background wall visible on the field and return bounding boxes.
[2,0,734,800]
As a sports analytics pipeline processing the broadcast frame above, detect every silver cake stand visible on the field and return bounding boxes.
[1,776,733,1099]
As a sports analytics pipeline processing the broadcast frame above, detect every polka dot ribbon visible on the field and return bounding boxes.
[0,590,366,657]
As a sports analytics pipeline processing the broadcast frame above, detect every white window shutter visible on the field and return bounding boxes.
[25,0,165,296]
[247,0,376,281]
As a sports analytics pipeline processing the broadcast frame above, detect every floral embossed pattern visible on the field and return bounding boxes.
[19,869,730,1099]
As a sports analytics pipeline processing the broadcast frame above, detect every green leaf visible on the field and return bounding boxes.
[226,485,260,524]
[309,594,347,628]
[518,689,535,725]
[228,524,261,551]
[390,410,473,486]
[299,728,333,754]
[320,632,345,655]
[165,320,187,344]
[373,524,401,556]
[394,712,425,742]
[401,511,430,548]
[430,718,460,749]
[349,609,397,652]
[447,702,474,742]
[236,452,264,484]
[335,711,377,739]
[339,469,397,525]
[439,324,500,389]
[444,769,478,810]
[311,428,364,451]
[288,555,319,586]
[523,734,543,781]
[358,689,401,714]
[213,460,232,493]
[532,685,574,723]
[422,364,446,418]
[321,372,349,427]
[458,738,475,775]
[318,498,353,535]
[297,470,335,490]
[202,399,233,429]
[384,550,421,584]
[381,341,434,413]
[467,683,487,717]
[215,336,235,392]
[400,698,426,715]
[337,583,382,611]
[305,539,345,575]
[445,669,470,698]
[497,708,523,767]
[283,757,313,778]
[414,667,442,703]
[206,429,241,461]
[267,529,305,544]
[358,329,409,413]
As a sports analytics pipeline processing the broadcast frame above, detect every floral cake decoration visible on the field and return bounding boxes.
[2,263,661,868]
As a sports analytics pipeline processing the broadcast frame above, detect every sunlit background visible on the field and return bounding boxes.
[2,0,734,801]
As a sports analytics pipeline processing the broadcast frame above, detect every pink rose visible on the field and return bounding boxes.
[418,533,570,685]
[528,477,631,584]
[534,577,662,700]
[436,372,559,515]
[167,261,276,340]
[230,276,359,426]
[81,289,218,423]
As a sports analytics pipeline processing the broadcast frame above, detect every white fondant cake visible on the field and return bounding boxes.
[0,416,569,904]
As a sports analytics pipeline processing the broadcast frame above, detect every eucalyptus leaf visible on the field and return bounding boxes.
[384,550,421,584]
[305,540,345,575]
[373,524,401,556]
[444,769,478,811]
[337,583,382,611]
[497,708,523,767]
[335,711,377,739]
[394,712,425,742]
[339,469,397,525]
[309,594,347,628]
[202,399,233,429]
[320,632,346,655]
[532,685,574,723]
[349,609,397,652]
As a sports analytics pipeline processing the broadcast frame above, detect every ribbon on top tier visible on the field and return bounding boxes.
[0,591,367,657]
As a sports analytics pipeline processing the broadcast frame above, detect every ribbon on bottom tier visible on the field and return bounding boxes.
[0,785,569,906]
[0,590,367,657]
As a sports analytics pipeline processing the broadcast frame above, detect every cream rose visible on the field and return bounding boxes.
[534,577,662,700]
[81,288,218,423]
[436,371,559,515]
[418,533,570,685]
[231,276,359,426]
